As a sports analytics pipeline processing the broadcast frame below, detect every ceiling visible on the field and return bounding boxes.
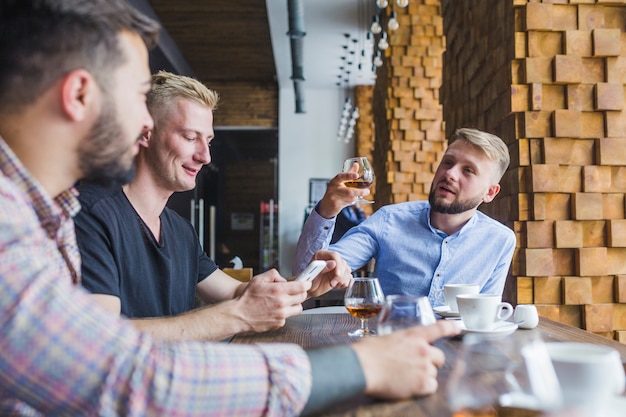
[143,0,376,91]
[148,0,277,85]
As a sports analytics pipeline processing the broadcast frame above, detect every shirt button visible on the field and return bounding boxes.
[323,226,330,230]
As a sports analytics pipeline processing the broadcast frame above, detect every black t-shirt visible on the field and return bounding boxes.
[75,184,218,318]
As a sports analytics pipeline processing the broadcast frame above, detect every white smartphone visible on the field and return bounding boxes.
[294,260,327,282]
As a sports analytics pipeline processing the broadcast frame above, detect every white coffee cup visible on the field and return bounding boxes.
[434,284,480,313]
[456,294,513,331]
[546,342,626,416]
[514,304,539,329]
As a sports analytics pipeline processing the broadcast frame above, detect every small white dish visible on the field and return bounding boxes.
[456,321,518,336]
[433,305,460,318]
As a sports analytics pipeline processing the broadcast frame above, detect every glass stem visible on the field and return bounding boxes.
[361,319,368,332]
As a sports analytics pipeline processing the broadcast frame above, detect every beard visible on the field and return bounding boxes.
[78,96,138,187]
[428,187,484,215]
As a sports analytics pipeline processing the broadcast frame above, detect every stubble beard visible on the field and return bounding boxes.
[428,188,483,215]
[78,96,137,187]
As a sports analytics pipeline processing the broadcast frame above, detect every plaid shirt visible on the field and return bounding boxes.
[0,137,311,416]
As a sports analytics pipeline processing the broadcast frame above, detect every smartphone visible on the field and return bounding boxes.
[294,260,327,282]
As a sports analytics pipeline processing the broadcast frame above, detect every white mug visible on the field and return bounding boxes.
[434,284,479,313]
[456,294,513,331]
[514,304,539,329]
[546,342,626,417]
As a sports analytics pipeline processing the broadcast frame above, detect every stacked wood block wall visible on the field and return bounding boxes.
[355,84,376,214]
[355,85,375,165]
[440,0,520,239]
[440,0,626,342]
[439,1,518,277]
[366,0,447,209]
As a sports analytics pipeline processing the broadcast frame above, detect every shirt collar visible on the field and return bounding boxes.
[425,204,478,238]
[0,137,80,236]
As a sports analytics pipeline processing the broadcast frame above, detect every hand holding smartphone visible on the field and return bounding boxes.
[294,260,327,282]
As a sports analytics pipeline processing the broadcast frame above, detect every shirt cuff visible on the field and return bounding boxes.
[301,345,366,416]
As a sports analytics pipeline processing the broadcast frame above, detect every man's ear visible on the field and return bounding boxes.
[60,69,96,122]
[482,183,501,204]
[138,127,151,148]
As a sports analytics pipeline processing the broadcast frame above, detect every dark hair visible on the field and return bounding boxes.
[0,0,160,112]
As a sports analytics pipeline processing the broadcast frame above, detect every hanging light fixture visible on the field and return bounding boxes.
[370,14,382,34]
[378,31,389,50]
[388,10,399,31]
[373,51,383,67]
[375,0,388,8]
[396,0,409,7]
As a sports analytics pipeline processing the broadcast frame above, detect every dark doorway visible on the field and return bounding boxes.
[167,128,278,274]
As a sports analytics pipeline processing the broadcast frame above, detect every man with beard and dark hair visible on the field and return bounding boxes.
[0,1,460,415]
[293,128,516,306]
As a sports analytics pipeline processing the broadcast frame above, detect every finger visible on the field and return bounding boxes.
[253,274,286,284]
[402,320,460,342]
[420,374,439,395]
[332,171,359,184]
[428,345,446,369]
[281,280,312,295]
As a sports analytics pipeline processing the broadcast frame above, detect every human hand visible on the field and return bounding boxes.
[352,320,460,399]
[304,250,353,298]
[316,169,369,219]
[236,269,311,333]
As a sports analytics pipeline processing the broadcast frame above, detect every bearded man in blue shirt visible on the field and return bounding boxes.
[294,128,516,307]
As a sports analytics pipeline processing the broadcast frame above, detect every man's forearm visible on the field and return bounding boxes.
[131,299,248,342]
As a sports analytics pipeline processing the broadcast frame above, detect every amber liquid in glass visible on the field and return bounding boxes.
[344,179,373,189]
[345,304,383,319]
[453,406,541,417]
[453,406,498,417]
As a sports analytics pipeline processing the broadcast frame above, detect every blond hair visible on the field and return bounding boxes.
[449,128,510,181]
[147,70,219,119]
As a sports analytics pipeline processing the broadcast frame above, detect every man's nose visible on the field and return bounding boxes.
[195,140,211,165]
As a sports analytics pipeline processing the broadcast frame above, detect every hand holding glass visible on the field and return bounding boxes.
[342,157,374,205]
[344,277,385,337]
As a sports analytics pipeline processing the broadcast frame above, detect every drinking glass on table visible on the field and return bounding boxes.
[342,156,374,205]
[377,295,436,335]
[447,333,562,417]
[344,277,385,337]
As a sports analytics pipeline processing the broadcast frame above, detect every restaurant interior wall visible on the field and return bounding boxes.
[276,87,357,275]
[438,0,626,343]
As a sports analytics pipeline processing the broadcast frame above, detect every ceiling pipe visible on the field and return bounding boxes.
[287,0,306,113]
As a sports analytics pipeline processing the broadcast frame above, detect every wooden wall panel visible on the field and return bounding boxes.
[440,0,626,343]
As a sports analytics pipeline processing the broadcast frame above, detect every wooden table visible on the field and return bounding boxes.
[230,314,626,417]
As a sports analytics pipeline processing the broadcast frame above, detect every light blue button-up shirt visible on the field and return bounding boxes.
[294,201,516,307]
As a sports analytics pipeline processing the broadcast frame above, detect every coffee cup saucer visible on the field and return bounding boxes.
[455,321,518,336]
[433,305,460,318]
